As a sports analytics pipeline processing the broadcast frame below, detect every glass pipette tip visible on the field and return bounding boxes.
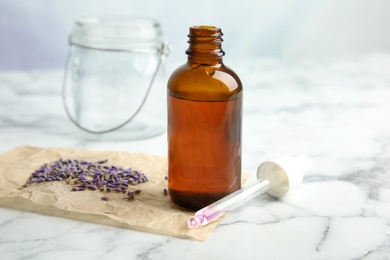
[187,178,273,228]
[187,155,311,228]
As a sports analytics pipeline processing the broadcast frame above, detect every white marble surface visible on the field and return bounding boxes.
[1,53,390,259]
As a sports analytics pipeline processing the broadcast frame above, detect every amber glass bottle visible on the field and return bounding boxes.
[167,26,242,210]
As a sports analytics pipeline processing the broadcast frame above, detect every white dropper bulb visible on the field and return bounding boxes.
[257,155,312,197]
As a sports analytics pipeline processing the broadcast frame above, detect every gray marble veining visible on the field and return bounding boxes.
[1,53,390,259]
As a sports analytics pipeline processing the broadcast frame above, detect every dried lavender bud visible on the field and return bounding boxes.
[97,160,108,164]
[123,189,143,201]
[72,186,86,191]
[87,184,97,190]
[101,196,109,201]
[164,176,168,180]
[163,188,168,196]
[22,158,149,200]
[124,191,135,201]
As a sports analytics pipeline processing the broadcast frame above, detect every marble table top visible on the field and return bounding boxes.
[1,53,390,259]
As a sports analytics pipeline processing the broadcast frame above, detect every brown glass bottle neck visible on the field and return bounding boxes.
[185,26,225,65]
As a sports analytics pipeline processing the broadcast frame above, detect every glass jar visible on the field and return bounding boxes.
[62,16,170,140]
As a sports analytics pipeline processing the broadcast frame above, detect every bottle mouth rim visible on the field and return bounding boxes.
[70,16,163,51]
[191,25,220,30]
[189,25,223,36]
[186,25,224,57]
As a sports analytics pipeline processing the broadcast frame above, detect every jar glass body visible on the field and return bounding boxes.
[167,26,242,210]
[63,16,168,140]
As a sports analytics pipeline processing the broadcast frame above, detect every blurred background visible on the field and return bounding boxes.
[0,0,390,71]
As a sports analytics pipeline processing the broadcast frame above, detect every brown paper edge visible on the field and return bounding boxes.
[0,146,249,241]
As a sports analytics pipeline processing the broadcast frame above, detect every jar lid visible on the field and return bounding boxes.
[70,16,163,51]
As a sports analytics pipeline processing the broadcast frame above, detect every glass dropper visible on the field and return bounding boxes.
[187,155,312,228]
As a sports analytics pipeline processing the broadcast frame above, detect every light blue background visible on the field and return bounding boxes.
[1,0,389,70]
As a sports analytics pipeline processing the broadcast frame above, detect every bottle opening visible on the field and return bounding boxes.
[191,25,219,30]
[186,25,224,58]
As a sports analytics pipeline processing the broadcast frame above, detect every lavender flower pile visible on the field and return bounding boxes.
[21,158,148,201]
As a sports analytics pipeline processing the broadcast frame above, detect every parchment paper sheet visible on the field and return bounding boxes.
[0,146,248,241]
